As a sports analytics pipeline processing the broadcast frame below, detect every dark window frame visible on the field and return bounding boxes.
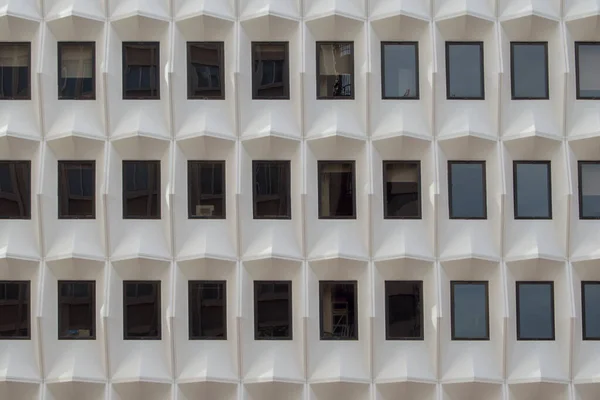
[447,160,487,220]
[187,160,226,220]
[251,41,290,100]
[0,41,31,100]
[450,281,490,341]
[186,41,225,100]
[380,41,420,100]
[57,160,95,220]
[510,41,549,100]
[188,280,227,340]
[252,160,291,220]
[578,161,600,220]
[516,281,555,341]
[123,280,161,340]
[385,280,424,341]
[57,280,96,340]
[382,160,421,219]
[0,160,31,220]
[122,41,160,100]
[317,160,357,219]
[582,281,600,340]
[575,42,600,100]
[513,160,553,220]
[122,160,161,220]
[319,280,358,341]
[445,41,485,100]
[316,41,355,100]
[253,280,293,341]
[0,280,31,340]
[57,41,96,100]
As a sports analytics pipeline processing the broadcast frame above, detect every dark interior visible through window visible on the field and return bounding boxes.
[253,160,291,219]
[58,161,95,219]
[254,281,292,340]
[448,161,487,219]
[316,42,354,99]
[188,161,225,219]
[446,42,484,99]
[0,161,31,219]
[451,281,489,340]
[383,161,421,218]
[122,161,160,219]
[320,281,357,340]
[58,42,95,100]
[0,281,30,339]
[0,42,30,100]
[385,281,423,340]
[189,281,226,340]
[513,161,552,219]
[58,281,95,339]
[123,281,161,340]
[381,42,419,99]
[318,161,356,219]
[582,281,600,340]
[252,42,289,99]
[516,281,555,340]
[122,42,159,99]
[187,42,224,99]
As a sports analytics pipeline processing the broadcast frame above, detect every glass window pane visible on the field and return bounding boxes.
[319,281,358,340]
[579,163,600,218]
[511,43,548,99]
[577,43,600,99]
[0,43,30,99]
[252,42,289,99]
[123,281,161,339]
[0,281,30,338]
[583,282,600,339]
[317,42,354,99]
[123,161,160,219]
[123,42,159,99]
[517,282,554,340]
[0,161,31,219]
[446,42,484,99]
[253,161,291,219]
[318,161,356,218]
[384,161,420,218]
[449,162,486,219]
[189,281,226,339]
[58,281,95,339]
[187,42,224,99]
[255,281,292,340]
[452,282,489,340]
[58,42,95,100]
[382,43,418,99]
[58,161,95,219]
[386,281,423,339]
[514,162,551,218]
[188,161,225,218]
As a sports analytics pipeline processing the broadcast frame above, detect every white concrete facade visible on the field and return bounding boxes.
[1,0,600,399]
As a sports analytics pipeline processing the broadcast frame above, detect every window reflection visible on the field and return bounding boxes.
[188,161,225,218]
[0,43,30,100]
[254,281,292,340]
[0,161,31,219]
[446,42,484,99]
[448,161,486,219]
[576,43,600,99]
[579,162,600,219]
[123,42,159,99]
[252,42,289,99]
[385,281,423,339]
[58,42,95,100]
[253,161,291,219]
[58,281,95,339]
[0,281,29,338]
[511,42,548,99]
[317,42,354,99]
[58,161,95,219]
[582,282,600,340]
[382,43,419,99]
[123,161,160,219]
[451,282,489,340]
[514,161,552,219]
[189,281,226,339]
[187,42,224,99]
[516,282,554,340]
[123,281,161,339]
[318,161,356,218]
[320,281,357,340]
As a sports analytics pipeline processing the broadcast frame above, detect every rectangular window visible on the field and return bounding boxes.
[383,161,420,219]
[516,281,555,340]
[381,42,419,99]
[187,42,224,100]
[575,42,600,99]
[451,281,489,340]
[58,42,95,100]
[578,161,600,219]
[582,282,600,340]
[510,42,549,100]
[253,160,291,219]
[448,161,487,219]
[189,281,226,340]
[0,281,30,339]
[123,281,161,340]
[58,281,95,340]
[316,42,354,99]
[319,281,358,340]
[385,281,423,340]
[122,42,159,99]
[252,42,289,100]
[58,161,95,219]
[188,161,225,219]
[0,161,31,219]
[254,281,292,340]
[513,161,552,219]
[446,42,484,100]
[318,161,356,219]
[122,161,160,219]
[0,42,31,100]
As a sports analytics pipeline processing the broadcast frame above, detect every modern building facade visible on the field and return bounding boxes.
[1,0,600,399]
